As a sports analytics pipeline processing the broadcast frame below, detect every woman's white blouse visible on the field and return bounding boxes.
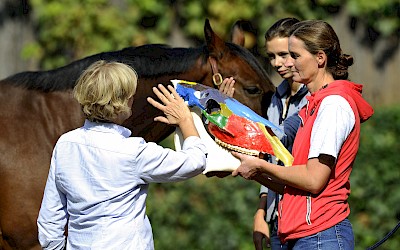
[37,120,207,250]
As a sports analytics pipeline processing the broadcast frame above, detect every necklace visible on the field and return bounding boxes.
[320,84,329,90]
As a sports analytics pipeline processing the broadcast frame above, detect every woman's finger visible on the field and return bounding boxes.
[151,86,167,103]
[147,97,164,110]
[229,87,235,97]
[153,116,169,124]
[156,84,174,102]
[231,168,239,177]
[231,151,244,160]
[167,85,183,101]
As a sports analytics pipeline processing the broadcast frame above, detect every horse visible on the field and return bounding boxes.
[0,19,275,249]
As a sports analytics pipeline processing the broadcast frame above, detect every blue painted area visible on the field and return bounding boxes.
[175,84,206,110]
[224,98,282,135]
[175,83,284,137]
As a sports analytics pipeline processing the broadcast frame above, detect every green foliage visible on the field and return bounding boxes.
[147,176,260,250]
[28,0,398,69]
[347,0,399,36]
[149,106,400,250]
[29,0,138,68]
[28,0,173,69]
[349,105,400,250]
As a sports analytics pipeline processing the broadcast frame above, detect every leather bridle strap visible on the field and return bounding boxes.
[208,57,223,86]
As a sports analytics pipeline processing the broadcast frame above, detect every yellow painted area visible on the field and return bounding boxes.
[170,79,198,85]
[219,103,233,117]
[258,123,294,166]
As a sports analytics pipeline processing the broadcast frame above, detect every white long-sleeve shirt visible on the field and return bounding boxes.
[37,120,207,250]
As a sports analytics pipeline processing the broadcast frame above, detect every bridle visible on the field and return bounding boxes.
[208,57,223,86]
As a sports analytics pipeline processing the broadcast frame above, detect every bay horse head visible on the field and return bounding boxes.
[120,18,275,142]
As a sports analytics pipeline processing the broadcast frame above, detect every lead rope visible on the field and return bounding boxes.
[366,220,400,250]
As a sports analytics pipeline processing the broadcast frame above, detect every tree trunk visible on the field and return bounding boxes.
[0,0,36,80]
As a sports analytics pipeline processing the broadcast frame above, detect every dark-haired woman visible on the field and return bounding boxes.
[252,17,309,250]
[231,20,374,249]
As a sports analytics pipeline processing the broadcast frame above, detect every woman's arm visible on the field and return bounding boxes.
[253,194,271,250]
[279,114,302,148]
[37,156,68,250]
[231,152,332,194]
[232,95,355,194]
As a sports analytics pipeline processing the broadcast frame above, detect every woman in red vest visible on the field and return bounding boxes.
[231,20,374,249]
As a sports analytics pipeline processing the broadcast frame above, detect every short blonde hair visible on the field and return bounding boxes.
[73,60,138,122]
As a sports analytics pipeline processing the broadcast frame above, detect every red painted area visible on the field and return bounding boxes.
[208,114,273,154]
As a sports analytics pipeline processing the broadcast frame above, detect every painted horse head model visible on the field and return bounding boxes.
[172,80,293,176]
[0,19,274,249]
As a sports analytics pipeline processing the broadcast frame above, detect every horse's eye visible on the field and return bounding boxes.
[243,87,263,95]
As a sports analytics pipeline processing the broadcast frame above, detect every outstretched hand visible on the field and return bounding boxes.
[219,77,235,98]
[147,84,191,125]
[231,151,262,180]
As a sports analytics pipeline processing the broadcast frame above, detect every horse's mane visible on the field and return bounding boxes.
[115,44,206,78]
[2,42,269,92]
[2,44,204,92]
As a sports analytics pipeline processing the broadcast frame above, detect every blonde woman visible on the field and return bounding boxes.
[37,60,207,250]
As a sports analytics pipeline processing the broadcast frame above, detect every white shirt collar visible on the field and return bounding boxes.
[83,119,132,138]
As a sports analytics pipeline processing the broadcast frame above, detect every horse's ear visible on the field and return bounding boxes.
[231,20,245,47]
[230,20,257,49]
[204,18,227,59]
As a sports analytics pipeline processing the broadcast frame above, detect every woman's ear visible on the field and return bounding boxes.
[316,50,327,67]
